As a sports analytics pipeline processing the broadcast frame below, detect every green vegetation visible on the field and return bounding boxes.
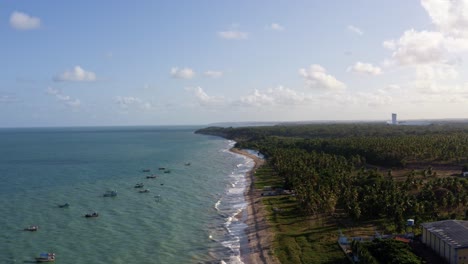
[351,239,422,264]
[254,166,348,264]
[197,123,468,263]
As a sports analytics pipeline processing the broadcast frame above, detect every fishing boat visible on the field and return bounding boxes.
[103,190,117,197]
[24,225,38,231]
[134,183,144,188]
[85,212,99,218]
[185,162,191,166]
[139,189,150,193]
[163,170,171,174]
[146,175,158,179]
[35,253,55,262]
[58,203,70,208]
[142,169,150,172]
[158,167,165,170]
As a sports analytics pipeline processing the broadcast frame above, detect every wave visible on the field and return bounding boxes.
[212,143,255,264]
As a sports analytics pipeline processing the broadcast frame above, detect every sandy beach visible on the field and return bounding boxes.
[230,148,279,264]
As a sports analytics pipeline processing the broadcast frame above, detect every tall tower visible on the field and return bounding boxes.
[392,113,397,125]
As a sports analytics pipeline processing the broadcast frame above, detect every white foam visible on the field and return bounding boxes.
[214,199,221,211]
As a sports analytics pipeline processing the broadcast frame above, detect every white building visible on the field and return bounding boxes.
[421,220,468,264]
[392,113,397,125]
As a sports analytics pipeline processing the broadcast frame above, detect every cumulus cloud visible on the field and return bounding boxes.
[383,0,468,66]
[238,86,311,107]
[421,0,468,37]
[348,62,383,75]
[238,90,275,107]
[347,25,363,35]
[218,30,248,40]
[46,87,81,107]
[299,64,346,90]
[185,87,225,107]
[410,64,467,96]
[415,64,459,80]
[10,11,41,30]
[268,23,285,31]
[171,67,195,79]
[114,96,153,110]
[54,66,97,82]
[383,30,450,65]
[203,70,223,78]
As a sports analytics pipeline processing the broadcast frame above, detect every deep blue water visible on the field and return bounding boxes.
[0,126,252,264]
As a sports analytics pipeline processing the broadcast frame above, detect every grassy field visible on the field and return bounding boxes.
[253,167,349,264]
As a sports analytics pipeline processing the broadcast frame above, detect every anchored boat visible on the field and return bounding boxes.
[35,253,55,262]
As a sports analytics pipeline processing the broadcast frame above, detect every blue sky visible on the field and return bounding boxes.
[1,0,467,127]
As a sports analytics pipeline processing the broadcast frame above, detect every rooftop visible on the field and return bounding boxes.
[421,220,468,249]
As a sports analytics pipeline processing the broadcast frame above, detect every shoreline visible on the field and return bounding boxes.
[230,148,279,264]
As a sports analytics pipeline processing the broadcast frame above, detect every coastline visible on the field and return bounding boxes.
[230,148,279,264]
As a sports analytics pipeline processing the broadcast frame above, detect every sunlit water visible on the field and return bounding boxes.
[0,126,252,264]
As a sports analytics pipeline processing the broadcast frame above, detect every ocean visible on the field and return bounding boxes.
[0,126,253,264]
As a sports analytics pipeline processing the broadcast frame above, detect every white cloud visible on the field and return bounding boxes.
[348,62,383,75]
[299,64,346,90]
[10,11,41,30]
[238,89,275,107]
[171,67,195,79]
[269,23,285,31]
[384,1,468,66]
[218,30,248,40]
[384,84,402,92]
[421,0,468,37]
[382,40,396,50]
[46,87,81,107]
[54,66,97,82]
[415,64,459,80]
[238,86,311,107]
[0,95,17,103]
[114,96,153,110]
[347,25,363,35]
[383,29,449,65]
[185,87,225,107]
[203,70,223,78]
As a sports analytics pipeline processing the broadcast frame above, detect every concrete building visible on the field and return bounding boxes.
[421,220,468,264]
[392,113,397,125]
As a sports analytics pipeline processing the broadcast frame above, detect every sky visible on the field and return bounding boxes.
[1,0,468,127]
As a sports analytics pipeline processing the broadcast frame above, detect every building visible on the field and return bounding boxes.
[392,113,397,125]
[421,220,468,264]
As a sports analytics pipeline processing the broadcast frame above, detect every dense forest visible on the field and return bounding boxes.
[196,123,468,227]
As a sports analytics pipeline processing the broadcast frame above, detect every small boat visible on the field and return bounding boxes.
[24,225,38,231]
[142,169,151,172]
[85,212,99,218]
[146,175,158,179]
[158,167,166,170]
[103,190,117,197]
[134,183,144,188]
[139,189,150,193]
[185,162,191,166]
[35,253,55,262]
[58,203,70,208]
[163,170,171,174]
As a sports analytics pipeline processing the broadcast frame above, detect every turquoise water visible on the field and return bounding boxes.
[0,126,253,264]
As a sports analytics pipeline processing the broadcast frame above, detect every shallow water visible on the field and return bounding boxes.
[0,126,252,264]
